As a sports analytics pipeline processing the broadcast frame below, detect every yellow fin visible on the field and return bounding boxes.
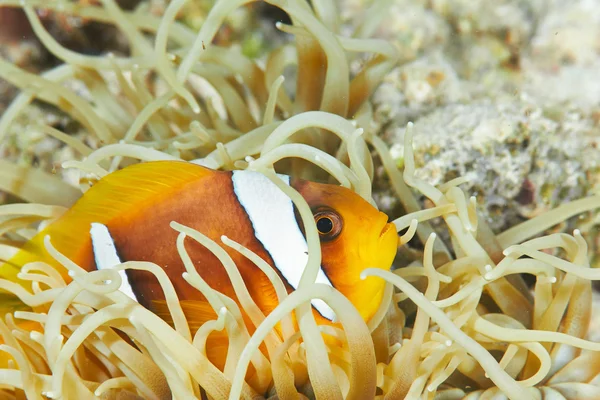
[152,300,229,370]
[152,299,219,334]
[152,299,268,380]
[1,161,215,287]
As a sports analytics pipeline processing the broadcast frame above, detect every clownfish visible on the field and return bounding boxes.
[0,161,398,367]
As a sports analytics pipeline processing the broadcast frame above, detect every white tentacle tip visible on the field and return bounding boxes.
[30,331,43,340]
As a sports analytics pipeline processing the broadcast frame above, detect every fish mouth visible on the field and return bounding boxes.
[379,222,393,237]
[377,213,394,238]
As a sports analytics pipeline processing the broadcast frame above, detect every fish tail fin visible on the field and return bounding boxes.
[0,222,73,301]
[0,211,86,328]
[0,234,49,320]
[0,234,51,284]
[0,250,41,363]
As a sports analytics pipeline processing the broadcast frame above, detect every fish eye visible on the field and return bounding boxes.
[316,217,333,234]
[314,209,342,241]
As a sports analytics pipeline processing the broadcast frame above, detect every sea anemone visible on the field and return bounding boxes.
[0,1,599,399]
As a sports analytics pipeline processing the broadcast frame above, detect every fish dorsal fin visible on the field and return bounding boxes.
[2,161,216,286]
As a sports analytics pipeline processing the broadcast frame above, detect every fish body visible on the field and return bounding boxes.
[1,161,398,365]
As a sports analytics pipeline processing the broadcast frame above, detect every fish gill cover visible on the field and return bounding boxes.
[0,0,598,399]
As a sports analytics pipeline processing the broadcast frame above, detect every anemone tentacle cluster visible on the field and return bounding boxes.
[0,1,598,399]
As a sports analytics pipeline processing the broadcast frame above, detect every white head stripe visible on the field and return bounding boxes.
[90,223,138,302]
[231,170,336,320]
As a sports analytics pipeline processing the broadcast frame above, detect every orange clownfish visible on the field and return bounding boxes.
[1,161,398,364]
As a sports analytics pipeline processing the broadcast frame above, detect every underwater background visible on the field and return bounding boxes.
[0,0,599,399]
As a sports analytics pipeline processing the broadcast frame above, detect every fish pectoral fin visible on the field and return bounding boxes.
[151,299,263,382]
[151,299,231,370]
[151,299,220,333]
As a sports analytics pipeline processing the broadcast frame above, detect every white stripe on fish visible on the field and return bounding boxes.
[90,222,138,302]
[231,170,336,321]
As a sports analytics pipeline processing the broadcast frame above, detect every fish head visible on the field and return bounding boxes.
[293,179,399,323]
